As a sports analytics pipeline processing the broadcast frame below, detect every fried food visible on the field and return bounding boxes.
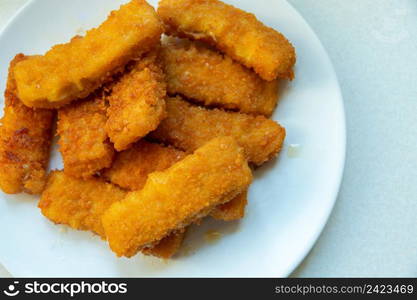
[39,170,185,258]
[0,54,54,194]
[158,0,296,81]
[13,0,163,108]
[142,229,186,259]
[211,190,248,221]
[57,95,114,179]
[1,0,293,261]
[39,171,126,237]
[103,140,186,190]
[103,140,248,220]
[103,142,187,258]
[102,137,252,257]
[161,38,279,116]
[105,50,166,151]
[150,96,285,165]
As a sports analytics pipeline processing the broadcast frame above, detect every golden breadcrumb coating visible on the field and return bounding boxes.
[158,0,295,81]
[106,50,167,151]
[14,0,163,108]
[211,190,248,221]
[161,38,279,116]
[57,95,114,179]
[150,96,285,165]
[103,141,187,258]
[39,171,126,237]
[103,139,247,221]
[39,170,185,258]
[103,140,186,190]
[142,229,186,259]
[102,137,252,257]
[0,54,54,194]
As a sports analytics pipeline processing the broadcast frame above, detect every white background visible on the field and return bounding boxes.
[0,0,416,277]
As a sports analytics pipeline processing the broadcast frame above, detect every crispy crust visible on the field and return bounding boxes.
[105,49,167,151]
[103,140,186,190]
[211,190,248,221]
[39,171,127,237]
[161,38,279,116]
[142,229,186,259]
[0,54,54,194]
[158,0,296,81]
[57,95,114,179]
[103,139,248,221]
[39,170,186,258]
[14,0,163,108]
[102,137,252,257]
[103,142,187,258]
[150,96,286,165]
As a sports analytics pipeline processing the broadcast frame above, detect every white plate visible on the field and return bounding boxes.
[0,0,345,277]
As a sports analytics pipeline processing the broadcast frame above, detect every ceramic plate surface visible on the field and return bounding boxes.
[0,0,345,277]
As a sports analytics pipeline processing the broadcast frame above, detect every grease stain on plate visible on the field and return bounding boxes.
[287,144,301,158]
[75,27,86,36]
[204,230,222,244]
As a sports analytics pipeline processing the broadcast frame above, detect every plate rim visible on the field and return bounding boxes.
[280,0,347,276]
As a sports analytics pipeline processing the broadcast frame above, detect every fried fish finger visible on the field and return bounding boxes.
[142,229,186,259]
[158,0,296,81]
[210,190,248,221]
[102,137,252,257]
[106,50,166,151]
[144,229,186,258]
[39,171,126,237]
[103,142,187,258]
[57,95,114,179]
[149,96,285,165]
[14,0,163,108]
[0,54,54,194]
[103,140,248,221]
[102,140,186,190]
[161,38,279,116]
[39,170,184,258]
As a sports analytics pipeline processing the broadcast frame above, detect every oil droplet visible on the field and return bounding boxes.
[59,226,68,234]
[204,230,222,244]
[75,27,86,36]
[287,144,301,158]
[181,244,195,256]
